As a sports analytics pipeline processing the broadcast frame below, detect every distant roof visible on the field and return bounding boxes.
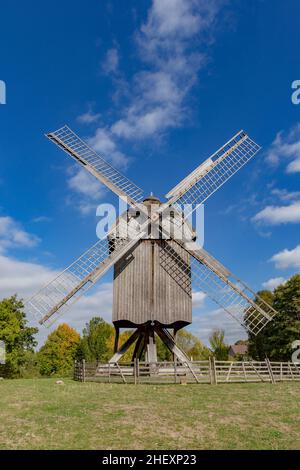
[229,344,248,355]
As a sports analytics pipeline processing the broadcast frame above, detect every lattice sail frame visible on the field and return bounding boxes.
[166,130,261,215]
[26,223,147,327]
[47,125,144,206]
[160,241,276,335]
[25,126,276,335]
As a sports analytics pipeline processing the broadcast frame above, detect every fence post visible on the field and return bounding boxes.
[288,362,295,381]
[242,361,247,382]
[134,359,136,385]
[209,357,213,385]
[133,358,140,385]
[213,357,217,385]
[74,360,77,381]
[82,359,86,383]
[265,358,275,384]
[174,359,177,384]
[209,356,217,385]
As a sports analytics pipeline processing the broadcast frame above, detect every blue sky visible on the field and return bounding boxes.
[0,0,299,346]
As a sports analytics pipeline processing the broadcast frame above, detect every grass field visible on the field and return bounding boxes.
[0,378,299,450]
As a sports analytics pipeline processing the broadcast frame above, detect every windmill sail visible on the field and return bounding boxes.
[160,241,276,335]
[165,130,260,215]
[25,224,148,326]
[47,125,144,206]
[25,124,277,340]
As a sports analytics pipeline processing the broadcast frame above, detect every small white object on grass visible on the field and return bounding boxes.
[55,380,64,385]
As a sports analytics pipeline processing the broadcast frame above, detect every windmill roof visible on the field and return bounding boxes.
[229,344,248,355]
[143,194,161,205]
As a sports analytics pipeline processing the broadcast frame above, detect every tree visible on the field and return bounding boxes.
[247,290,275,359]
[209,328,229,360]
[177,329,210,360]
[0,296,38,378]
[115,330,136,362]
[39,323,80,376]
[77,317,114,362]
[248,275,300,360]
[156,335,172,361]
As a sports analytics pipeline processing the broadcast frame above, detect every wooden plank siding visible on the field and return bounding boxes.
[112,239,192,327]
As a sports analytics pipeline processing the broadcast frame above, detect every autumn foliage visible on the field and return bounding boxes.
[38,323,80,376]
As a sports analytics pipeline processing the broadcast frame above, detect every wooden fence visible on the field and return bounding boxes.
[74,358,300,385]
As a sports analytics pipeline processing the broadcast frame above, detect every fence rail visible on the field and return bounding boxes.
[74,359,300,385]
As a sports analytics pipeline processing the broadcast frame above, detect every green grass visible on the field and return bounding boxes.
[0,378,299,449]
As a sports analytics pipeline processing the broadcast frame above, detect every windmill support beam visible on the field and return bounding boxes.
[113,326,120,353]
[145,327,157,363]
[109,328,141,364]
[108,321,192,367]
[132,331,145,361]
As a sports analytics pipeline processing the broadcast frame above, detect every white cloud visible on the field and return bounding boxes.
[110,66,189,140]
[73,1,223,207]
[262,277,286,290]
[81,0,223,170]
[111,0,220,140]
[266,123,300,173]
[0,254,58,299]
[62,283,113,328]
[0,216,40,253]
[67,167,106,215]
[88,127,128,168]
[190,307,247,346]
[66,128,129,215]
[68,167,105,200]
[32,216,52,223]
[192,290,206,307]
[77,110,101,124]
[0,252,113,347]
[141,0,204,39]
[271,188,300,202]
[102,48,119,74]
[270,245,300,269]
[252,201,300,225]
[76,202,98,216]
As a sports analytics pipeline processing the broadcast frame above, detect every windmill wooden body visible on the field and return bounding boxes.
[26,126,277,365]
[109,194,194,361]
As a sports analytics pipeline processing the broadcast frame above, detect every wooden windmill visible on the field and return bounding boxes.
[26,126,277,364]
